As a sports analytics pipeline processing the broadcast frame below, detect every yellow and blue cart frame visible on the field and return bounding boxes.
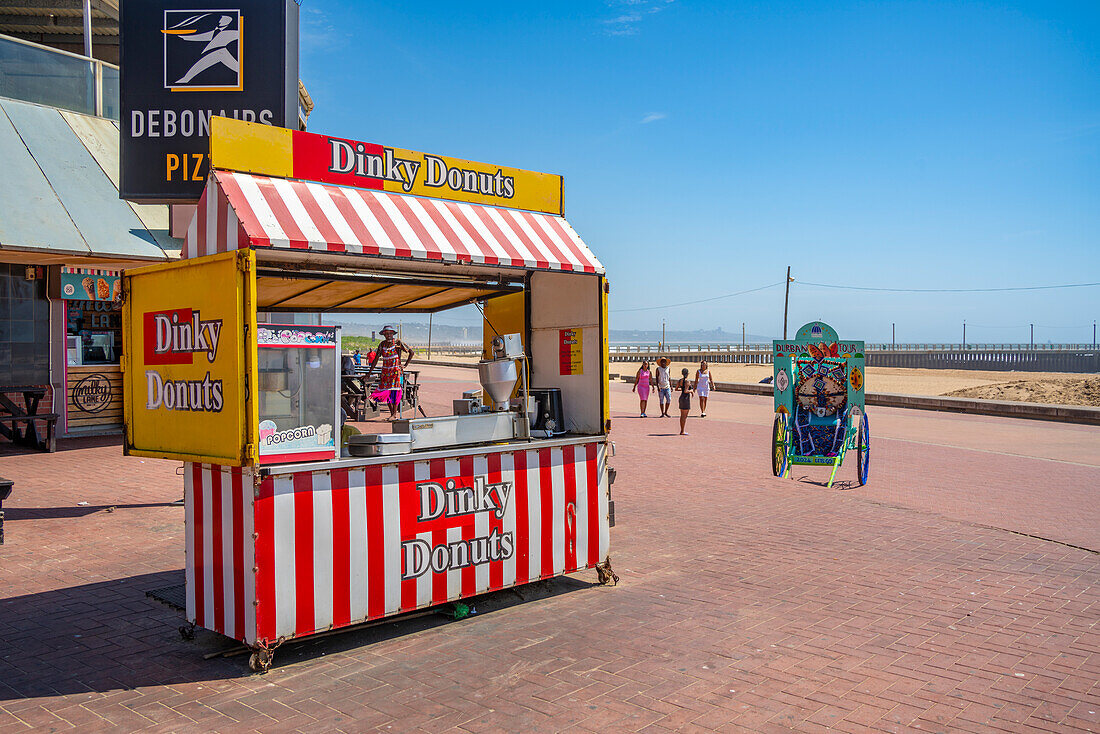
[771,321,870,487]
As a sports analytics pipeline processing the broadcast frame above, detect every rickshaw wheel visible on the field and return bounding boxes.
[771,413,788,477]
[856,413,870,486]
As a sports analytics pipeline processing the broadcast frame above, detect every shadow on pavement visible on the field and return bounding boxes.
[269,575,595,671]
[0,434,122,458]
[789,474,860,490]
[4,502,181,521]
[0,569,598,699]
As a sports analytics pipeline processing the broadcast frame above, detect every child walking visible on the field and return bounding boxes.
[676,368,694,435]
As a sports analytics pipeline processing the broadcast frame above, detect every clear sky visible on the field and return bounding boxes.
[300,1,1098,343]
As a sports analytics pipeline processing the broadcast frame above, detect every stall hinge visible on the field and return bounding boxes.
[237,254,252,273]
[119,354,127,374]
[244,443,258,464]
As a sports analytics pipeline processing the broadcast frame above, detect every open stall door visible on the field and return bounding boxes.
[123,250,257,466]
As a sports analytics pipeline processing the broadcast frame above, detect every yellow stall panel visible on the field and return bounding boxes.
[123,250,257,466]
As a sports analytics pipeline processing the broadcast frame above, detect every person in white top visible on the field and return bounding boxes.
[655,357,672,417]
[694,360,712,417]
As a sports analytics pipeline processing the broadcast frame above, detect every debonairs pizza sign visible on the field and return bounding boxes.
[120,1,300,204]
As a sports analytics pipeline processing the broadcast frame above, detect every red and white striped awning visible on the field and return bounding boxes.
[186,170,603,274]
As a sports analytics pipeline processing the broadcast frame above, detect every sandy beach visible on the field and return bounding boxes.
[414,354,1099,407]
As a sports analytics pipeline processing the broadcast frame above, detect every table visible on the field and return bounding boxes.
[341,369,424,421]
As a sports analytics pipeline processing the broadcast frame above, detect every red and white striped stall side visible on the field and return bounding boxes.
[185,439,610,646]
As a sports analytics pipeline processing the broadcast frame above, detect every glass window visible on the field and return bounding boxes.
[66,299,122,366]
[100,65,119,121]
[0,36,96,117]
[0,263,51,385]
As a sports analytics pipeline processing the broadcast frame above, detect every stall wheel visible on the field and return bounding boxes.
[247,637,284,673]
[248,649,274,674]
[856,413,870,486]
[771,413,789,477]
[178,623,195,641]
[596,557,619,586]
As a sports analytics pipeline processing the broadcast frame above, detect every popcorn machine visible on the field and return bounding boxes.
[256,324,341,465]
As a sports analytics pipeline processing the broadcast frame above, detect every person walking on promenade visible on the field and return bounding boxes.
[695,360,712,417]
[676,367,695,435]
[633,360,654,417]
[366,324,415,421]
[655,357,672,417]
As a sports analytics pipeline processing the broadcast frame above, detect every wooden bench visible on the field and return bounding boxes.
[0,413,59,452]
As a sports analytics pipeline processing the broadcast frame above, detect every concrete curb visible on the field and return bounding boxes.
[413,359,479,370]
[608,374,1100,426]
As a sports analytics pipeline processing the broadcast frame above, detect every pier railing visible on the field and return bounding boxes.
[605,344,1097,373]
[408,343,1098,372]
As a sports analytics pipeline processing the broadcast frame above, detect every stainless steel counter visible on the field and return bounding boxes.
[257,434,607,477]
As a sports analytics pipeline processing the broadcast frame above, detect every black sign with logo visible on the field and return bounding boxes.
[71,374,114,414]
[120,0,299,203]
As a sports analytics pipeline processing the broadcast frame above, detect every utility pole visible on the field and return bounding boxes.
[661,319,666,352]
[892,323,895,349]
[783,266,792,340]
[427,313,433,359]
[962,320,966,348]
[1030,323,1034,348]
[742,322,746,349]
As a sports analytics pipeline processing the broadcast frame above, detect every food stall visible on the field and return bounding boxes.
[121,117,615,671]
[56,267,125,434]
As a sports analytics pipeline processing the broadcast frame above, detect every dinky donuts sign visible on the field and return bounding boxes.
[209,116,565,216]
[124,251,251,466]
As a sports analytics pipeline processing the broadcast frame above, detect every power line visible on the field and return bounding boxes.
[611,281,784,313]
[794,280,1100,293]
[610,277,1098,314]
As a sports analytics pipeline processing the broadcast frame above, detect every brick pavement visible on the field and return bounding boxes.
[0,365,1096,732]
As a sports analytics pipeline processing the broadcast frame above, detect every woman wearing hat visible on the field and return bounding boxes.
[655,357,672,418]
[366,325,415,420]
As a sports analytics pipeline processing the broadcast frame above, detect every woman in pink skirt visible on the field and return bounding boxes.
[633,360,653,417]
[366,324,415,420]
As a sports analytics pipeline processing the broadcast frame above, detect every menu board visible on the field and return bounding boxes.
[559,328,583,376]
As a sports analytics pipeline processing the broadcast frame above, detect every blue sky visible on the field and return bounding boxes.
[300,1,1098,342]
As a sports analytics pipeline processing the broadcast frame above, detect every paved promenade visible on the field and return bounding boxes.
[0,365,1097,732]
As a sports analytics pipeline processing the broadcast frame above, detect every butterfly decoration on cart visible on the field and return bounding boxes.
[770,322,869,487]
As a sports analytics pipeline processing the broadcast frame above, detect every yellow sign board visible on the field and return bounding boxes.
[559,327,583,376]
[209,116,565,216]
[122,250,257,466]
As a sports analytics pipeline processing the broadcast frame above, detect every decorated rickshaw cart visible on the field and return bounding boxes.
[771,321,870,487]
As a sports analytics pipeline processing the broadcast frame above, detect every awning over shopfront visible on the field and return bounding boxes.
[0,96,180,264]
[186,170,603,275]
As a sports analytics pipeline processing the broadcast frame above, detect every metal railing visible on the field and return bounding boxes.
[0,33,119,120]
[411,343,1096,355]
